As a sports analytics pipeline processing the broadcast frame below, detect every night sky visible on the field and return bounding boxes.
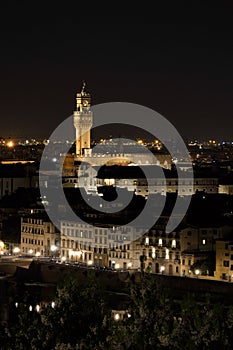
[0,1,233,141]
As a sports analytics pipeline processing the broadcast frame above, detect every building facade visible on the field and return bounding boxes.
[215,239,233,281]
[21,213,60,257]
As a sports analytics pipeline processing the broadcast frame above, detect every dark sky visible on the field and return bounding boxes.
[0,1,233,141]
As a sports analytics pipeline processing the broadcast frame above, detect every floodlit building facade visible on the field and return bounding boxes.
[21,212,60,257]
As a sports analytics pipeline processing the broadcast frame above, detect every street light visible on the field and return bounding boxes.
[13,247,20,254]
[160,266,165,274]
[195,269,200,277]
[114,313,120,321]
[50,245,57,252]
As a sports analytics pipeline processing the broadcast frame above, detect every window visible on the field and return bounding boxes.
[182,259,185,265]
[158,238,162,246]
[222,273,227,280]
[231,255,233,260]
[202,239,206,245]
[171,239,176,248]
[223,260,229,267]
[145,237,149,245]
[176,266,179,273]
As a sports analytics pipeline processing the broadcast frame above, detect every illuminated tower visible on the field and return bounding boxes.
[73,82,92,156]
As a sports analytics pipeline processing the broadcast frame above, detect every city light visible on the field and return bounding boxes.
[160,266,165,273]
[6,140,14,148]
[13,247,20,254]
[114,313,120,321]
[50,245,57,252]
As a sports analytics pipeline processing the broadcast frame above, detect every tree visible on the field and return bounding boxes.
[6,271,111,349]
[4,272,233,349]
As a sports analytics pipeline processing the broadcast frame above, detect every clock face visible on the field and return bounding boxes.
[83,100,88,107]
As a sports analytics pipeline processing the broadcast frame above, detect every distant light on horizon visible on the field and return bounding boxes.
[7,140,14,148]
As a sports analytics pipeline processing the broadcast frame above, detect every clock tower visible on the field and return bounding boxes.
[73,82,92,156]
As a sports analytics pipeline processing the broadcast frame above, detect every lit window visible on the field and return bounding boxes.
[158,238,162,246]
[152,247,156,259]
[145,237,149,245]
[171,239,176,248]
[165,249,169,260]
[202,239,206,245]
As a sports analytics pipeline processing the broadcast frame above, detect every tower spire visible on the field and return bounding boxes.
[81,80,86,94]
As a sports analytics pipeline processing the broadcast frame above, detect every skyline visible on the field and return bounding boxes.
[0,2,233,140]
